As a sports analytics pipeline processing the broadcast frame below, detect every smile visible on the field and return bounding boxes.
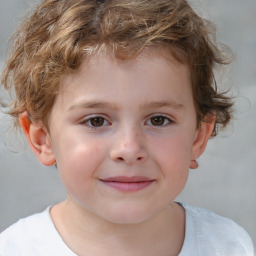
[99,176,155,192]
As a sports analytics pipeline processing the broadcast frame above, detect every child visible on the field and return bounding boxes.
[0,0,254,255]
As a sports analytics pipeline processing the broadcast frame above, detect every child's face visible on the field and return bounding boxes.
[38,50,207,224]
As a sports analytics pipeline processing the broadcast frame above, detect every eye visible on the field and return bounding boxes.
[146,115,172,126]
[83,116,110,127]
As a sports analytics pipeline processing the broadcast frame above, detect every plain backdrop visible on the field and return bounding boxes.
[0,0,255,251]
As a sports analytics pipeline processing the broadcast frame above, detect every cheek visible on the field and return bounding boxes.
[157,143,190,199]
[53,135,105,188]
[152,130,194,165]
[150,130,193,189]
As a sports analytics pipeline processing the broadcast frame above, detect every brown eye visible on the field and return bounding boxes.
[88,117,105,127]
[148,116,171,126]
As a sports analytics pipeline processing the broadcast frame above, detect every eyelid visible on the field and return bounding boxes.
[147,113,174,120]
[145,114,174,126]
[80,114,111,127]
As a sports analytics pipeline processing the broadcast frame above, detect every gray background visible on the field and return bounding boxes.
[0,0,255,251]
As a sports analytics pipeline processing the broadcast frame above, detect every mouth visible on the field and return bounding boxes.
[99,176,155,192]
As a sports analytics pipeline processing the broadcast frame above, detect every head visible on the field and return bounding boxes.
[1,0,234,224]
[18,48,215,223]
[2,0,232,135]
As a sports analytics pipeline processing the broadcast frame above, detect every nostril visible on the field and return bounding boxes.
[117,157,124,161]
[114,156,144,163]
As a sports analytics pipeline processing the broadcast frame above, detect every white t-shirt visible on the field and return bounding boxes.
[0,203,254,256]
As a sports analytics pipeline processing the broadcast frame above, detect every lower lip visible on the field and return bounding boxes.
[101,181,154,192]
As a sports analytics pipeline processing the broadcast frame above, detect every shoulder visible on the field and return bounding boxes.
[181,203,254,256]
[0,207,75,256]
[0,207,52,256]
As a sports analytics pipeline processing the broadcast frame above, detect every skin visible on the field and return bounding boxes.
[20,49,214,256]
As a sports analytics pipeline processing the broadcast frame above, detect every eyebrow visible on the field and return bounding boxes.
[141,101,185,110]
[68,100,184,111]
[68,101,118,111]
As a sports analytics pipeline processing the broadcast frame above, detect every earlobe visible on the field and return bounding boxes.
[19,112,56,166]
[189,159,199,169]
[190,114,215,169]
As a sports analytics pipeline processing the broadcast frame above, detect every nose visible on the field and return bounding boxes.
[110,127,147,165]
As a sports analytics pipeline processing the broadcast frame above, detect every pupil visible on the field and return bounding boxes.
[91,118,104,127]
[152,117,164,126]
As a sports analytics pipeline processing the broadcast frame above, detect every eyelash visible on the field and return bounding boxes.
[146,115,173,127]
[81,114,173,128]
[81,116,111,128]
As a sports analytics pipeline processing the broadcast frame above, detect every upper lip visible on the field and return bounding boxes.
[100,176,154,183]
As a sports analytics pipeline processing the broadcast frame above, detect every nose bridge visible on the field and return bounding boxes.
[110,124,147,164]
[123,124,140,144]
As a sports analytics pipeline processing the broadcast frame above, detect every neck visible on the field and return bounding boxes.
[51,200,185,256]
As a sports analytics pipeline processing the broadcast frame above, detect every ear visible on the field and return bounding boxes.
[190,114,215,169]
[19,112,56,166]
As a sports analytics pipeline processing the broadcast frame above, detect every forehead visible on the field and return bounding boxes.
[60,47,190,92]
[51,49,193,117]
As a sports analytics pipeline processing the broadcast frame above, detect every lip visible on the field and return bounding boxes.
[100,176,155,192]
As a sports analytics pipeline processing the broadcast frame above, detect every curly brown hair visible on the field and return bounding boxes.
[1,0,233,136]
